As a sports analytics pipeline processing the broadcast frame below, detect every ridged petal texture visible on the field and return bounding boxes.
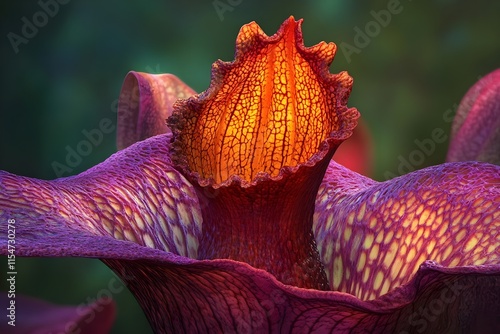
[315,161,500,300]
[168,17,358,186]
[166,17,358,290]
[447,69,500,164]
[1,135,202,259]
[0,17,499,334]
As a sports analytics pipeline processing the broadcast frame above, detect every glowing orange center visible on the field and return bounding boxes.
[171,17,354,184]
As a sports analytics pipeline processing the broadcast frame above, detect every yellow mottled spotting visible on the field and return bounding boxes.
[113,230,123,240]
[356,203,366,221]
[381,279,391,295]
[345,267,351,280]
[173,225,187,256]
[165,171,179,183]
[390,260,402,278]
[124,229,137,243]
[367,292,377,301]
[357,252,366,272]
[164,205,177,222]
[472,252,486,265]
[416,238,424,251]
[369,216,378,229]
[347,212,355,226]
[144,214,155,229]
[397,204,406,219]
[325,212,334,231]
[412,253,428,275]
[143,234,155,249]
[373,271,384,291]
[426,239,437,255]
[419,209,430,226]
[133,212,145,230]
[452,212,465,227]
[375,232,384,243]
[97,202,110,212]
[390,202,400,216]
[482,215,492,226]
[343,226,352,241]
[455,229,467,243]
[383,230,394,244]
[399,263,409,278]
[407,247,416,261]
[364,234,374,249]
[109,201,122,213]
[402,217,412,229]
[370,191,380,204]
[124,206,132,217]
[323,242,333,265]
[369,244,379,261]
[177,202,192,227]
[423,228,430,239]
[450,257,460,266]
[383,246,397,268]
[464,235,479,252]
[442,244,453,261]
[192,208,203,231]
[333,256,344,290]
[468,216,479,227]
[493,210,500,220]
[103,220,114,235]
[163,194,175,208]
[487,244,496,253]
[436,221,448,238]
[415,204,424,216]
[404,233,413,246]
[415,227,424,240]
[186,233,199,259]
[334,241,341,252]
[395,228,403,239]
[427,211,437,227]
[362,267,371,284]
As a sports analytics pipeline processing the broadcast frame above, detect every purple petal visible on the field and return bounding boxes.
[0,134,202,258]
[0,293,115,334]
[117,72,196,150]
[447,69,500,164]
[315,160,500,300]
[2,213,498,332]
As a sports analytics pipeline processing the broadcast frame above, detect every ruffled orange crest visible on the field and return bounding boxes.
[169,16,358,185]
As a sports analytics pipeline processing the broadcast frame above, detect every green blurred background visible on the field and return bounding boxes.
[1,0,499,332]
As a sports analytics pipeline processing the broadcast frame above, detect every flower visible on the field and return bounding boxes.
[1,17,499,333]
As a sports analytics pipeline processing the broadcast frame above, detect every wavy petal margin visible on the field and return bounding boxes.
[1,212,498,333]
[168,16,359,186]
[447,69,500,164]
[1,134,202,259]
